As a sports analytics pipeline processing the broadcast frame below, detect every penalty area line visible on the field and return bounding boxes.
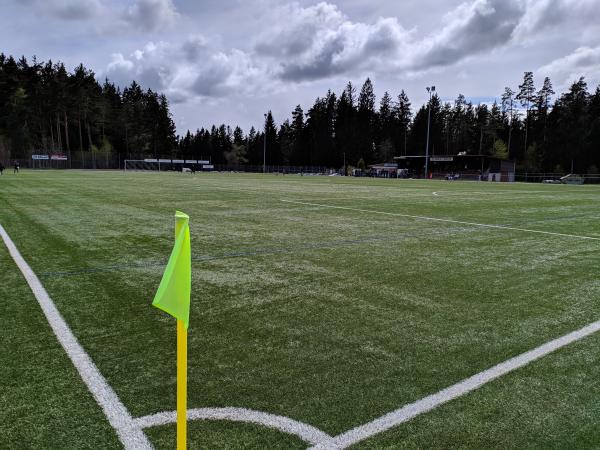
[0,224,152,450]
[281,199,600,242]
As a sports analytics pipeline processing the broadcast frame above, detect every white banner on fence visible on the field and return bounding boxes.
[50,154,68,161]
[32,154,49,160]
[430,156,453,162]
[142,158,210,164]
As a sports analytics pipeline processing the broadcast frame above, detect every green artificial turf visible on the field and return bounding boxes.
[1,170,599,448]
[0,237,122,448]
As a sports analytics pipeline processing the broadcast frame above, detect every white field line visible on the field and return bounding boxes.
[281,200,600,241]
[424,190,586,195]
[0,225,152,450]
[5,215,600,449]
[312,319,600,449]
[134,407,333,445]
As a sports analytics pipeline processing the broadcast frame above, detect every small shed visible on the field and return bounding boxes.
[368,163,399,178]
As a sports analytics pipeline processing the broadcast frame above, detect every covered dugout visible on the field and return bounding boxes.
[393,154,516,182]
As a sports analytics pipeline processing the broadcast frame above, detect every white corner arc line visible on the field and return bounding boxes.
[312,319,600,449]
[0,225,152,450]
[281,199,600,241]
[134,407,333,445]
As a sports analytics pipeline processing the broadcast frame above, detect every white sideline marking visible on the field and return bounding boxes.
[312,319,600,449]
[135,407,333,445]
[5,219,600,449]
[432,191,440,196]
[281,199,600,241]
[0,225,152,450]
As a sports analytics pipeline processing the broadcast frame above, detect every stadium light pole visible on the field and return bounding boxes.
[263,113,267,174]
[425,86,435,179]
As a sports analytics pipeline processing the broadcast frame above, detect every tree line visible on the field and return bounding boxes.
[0,54,176,166]
[1,53,599,173]
[183,75,600,174]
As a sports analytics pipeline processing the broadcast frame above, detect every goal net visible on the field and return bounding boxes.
[124,159,211,171]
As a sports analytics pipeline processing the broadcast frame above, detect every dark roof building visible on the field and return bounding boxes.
[393,154,516,181]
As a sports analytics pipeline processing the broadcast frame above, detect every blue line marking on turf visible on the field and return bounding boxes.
[38,227,471,278]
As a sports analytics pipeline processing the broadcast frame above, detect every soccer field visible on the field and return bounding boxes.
[2,170,600,449]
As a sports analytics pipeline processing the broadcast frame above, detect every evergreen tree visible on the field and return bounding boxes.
[375,91,394,161]
[224,125,247,166]
[305,93,336,166]
[334,89,357,166]
[501,87,516,157]
[588,87,600,171]
[516,71,536,155]
[357,78,376,163]
[488,101,503,155]
[535,77,555,144]
[546,77,589,172]
[475,103,489,154]
[278,120,293,165]
[263,111,280,165]
[393,90,412,156]
[290,105,306,165]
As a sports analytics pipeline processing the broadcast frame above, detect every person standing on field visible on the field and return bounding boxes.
[0,163,4,175]
[13,160,19,174]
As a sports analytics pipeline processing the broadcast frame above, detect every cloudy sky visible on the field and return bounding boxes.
[2,0,600,133]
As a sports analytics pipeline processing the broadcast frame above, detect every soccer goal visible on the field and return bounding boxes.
[560,173,585,185]
[124,159,211,172]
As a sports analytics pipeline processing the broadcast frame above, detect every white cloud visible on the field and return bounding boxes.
[102,0,600,102]
[254,0,528,81]
[17,0,178,33]
[105,38,267,102]
[255,2,413,81]
[538,46,600,89]
[84,0,600,132]
[51,0,103,20]
[124,0,178,32]
[255,2,346,58]
[417,0,524,69]
[107,52,135,73]
[19,0,104,20]
[513,0,600,40]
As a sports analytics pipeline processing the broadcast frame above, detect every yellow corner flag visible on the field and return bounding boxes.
[152,210,190,449]
[152,210,191,328]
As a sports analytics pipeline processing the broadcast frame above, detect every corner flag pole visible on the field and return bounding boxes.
[175,217,187,450]
[151,211,191,450]
[177,319,187,450]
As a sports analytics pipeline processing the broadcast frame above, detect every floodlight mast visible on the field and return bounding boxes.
[425,86,435,179]
[263,113,267,173]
